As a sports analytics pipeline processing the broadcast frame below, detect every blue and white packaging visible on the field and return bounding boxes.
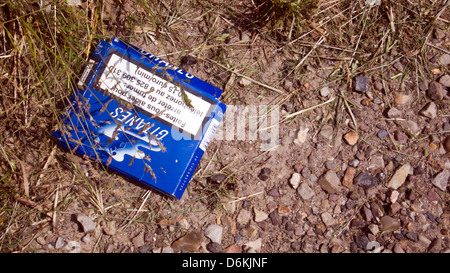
[53,37,226,199]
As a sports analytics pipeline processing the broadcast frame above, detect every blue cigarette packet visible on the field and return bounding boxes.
[53,37,226,199]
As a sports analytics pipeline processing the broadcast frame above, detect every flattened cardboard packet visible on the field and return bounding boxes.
[53,37,226,199]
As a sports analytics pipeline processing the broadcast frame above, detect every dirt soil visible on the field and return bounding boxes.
[1,0,450,254]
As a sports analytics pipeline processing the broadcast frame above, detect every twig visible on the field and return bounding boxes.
[281,97,336,122]
[225,191,264,203]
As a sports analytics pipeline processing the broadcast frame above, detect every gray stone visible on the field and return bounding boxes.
[319,125,334,141]
[432,169,449,191]
[427,81,445,101]
[258,168,271,181]
[419,102,437,119]
[76,213,96,233]
[386,107,402,118]
[321,212,336,226]
[55,237,66,249]
[437,54,450,66]
[318,170,341,194]
[320,86,332,97]
[254,208,269,222]
[387,163,411,189]
[206,242,223,253]
[439,74,450,87]
[237,209,252,225]
[205,224,223,244]
[132,232,145,248]
[209,174,227,184]
[64,241,81,253]
[298,183,315,200]
[244,238,262,253]
[354,172,378,190]
[377,130,389,138]
[354,75,368,92]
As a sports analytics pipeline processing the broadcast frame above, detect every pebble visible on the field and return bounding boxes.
[237,209,252,225]
[103,220,117,236]
[269,210,281,225]
[437,53,450,66]
[368,224,379,235]
[444,136,450,152]
[209,174,227,184]
[377,129,388,138]
[406,232,418,242]
[258,167,271,181]
[244,238,262,253]
[171,231,203,252]
[76,213,96,233]
[64,241,81,253]
[318,170,341,194]
[429,238,442,253]
[354,75,368,92]
[325,160,337,171]
[55,237,66,249]
[427,81,445,101]
[432,169,449,191]
[380,216,400,232]
[354,172,378,190]
[267,188,280,197]
[224,244,241,253]
[386,107,402,118]
[238,77,252,87]
[298,183,315,200]
[205,224,223,244]
[419,102,437,119]
[254,208,269,222]
[342,166,357,188]
[294,127,309,145]
[132,232,145,248]
[354,235,369,250]
[394,93,411,105]
[320,86,332,97]
[387,163,411,189]
[289,173,301,189]
[439,74,450,87]
[321,212,336,226]
[343,131,359,146]
[206,242,223,253]
[320,125,334,141]
[348,159,360,168]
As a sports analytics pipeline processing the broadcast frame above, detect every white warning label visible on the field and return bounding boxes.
[98,53,212,137]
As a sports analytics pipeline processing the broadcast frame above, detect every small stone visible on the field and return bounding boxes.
[419,102,437,119]
[254,208,269,222]
[439,74,450,87]
[354,75,368,92]
[238,77,252,87]
[380,216,401,232]
[103,220,117,236]
[237,209,251,225]
[320,86,332,97]
[354,172,378,190]
[36,236,47,246]
[342,166,357,188]
[390,190,400,203]
[427,81,445,101]
[368,224,379,235]
[205,224,223,244]
[278,205,291,216]
[348,159,360,168]
[405,232,418,242]
[390,202,402,215]
[224,244,241,253]
[444,136,450,152]
[171,231,203,252]
[343,131,359,146]
[64,241,81,253]
[267,188,280,197]
[419,80,429,91]
[387,163,411,189]
[350,218,366,229]
[132,232,145,248]
[206,242,223,253]
[298,183,315,200]
[289,173,301,189]
[258,167,271,181]
[269,210,281,225]
[321,212,336,227]
[76,213,96,233]
[294,127,309,145]
[325,160,337,171]
[320,125,334,141]
[377,129,388,138]
[437,54,450,66]
[55,237,66,249]
[209,174,227,184]
[244,238,262,253]
[386,107,402,118]
[355,235,369,250]
[432,169,450,191]
[429,238,442,253]
[394,93,411,105]
[318,170,341,194]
